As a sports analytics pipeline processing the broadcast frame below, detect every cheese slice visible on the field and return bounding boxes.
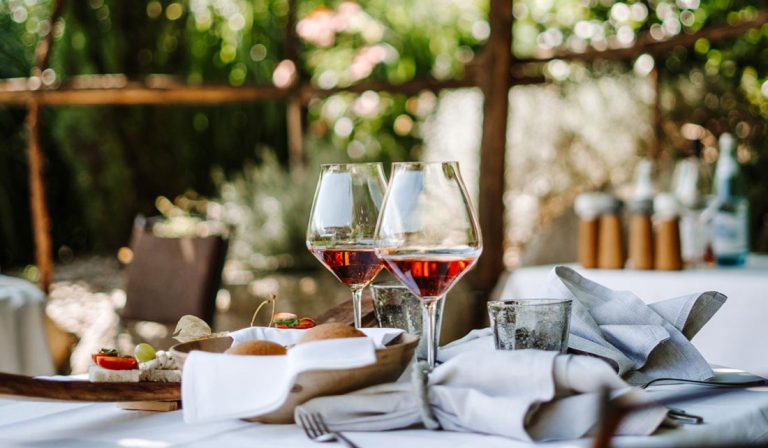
[88,365,140,382]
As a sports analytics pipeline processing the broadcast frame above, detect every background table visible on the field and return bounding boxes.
[495,254,768,376]
[0,275,54,376]
[2,381,768,447]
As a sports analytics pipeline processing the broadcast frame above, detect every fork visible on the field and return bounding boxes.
[297,412,361,448]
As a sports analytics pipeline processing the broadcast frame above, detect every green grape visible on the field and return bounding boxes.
[134,343,156,363]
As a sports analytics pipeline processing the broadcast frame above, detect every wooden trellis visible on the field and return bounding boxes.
[1,0,766,325]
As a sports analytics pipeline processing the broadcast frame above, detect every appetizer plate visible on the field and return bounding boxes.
[170,332,419,423]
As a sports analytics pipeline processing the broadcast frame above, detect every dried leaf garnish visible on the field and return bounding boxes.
[173,315,213,343]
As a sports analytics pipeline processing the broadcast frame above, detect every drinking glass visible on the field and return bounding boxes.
[307,163,388,328]
[374,161,482,367]
[371,282,445,362]
[488,299,572,352]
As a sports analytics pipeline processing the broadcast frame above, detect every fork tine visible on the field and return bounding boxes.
[305,412,324,438]
[310,413,361,448]
[298,412,318,439]
[311,413,331,433]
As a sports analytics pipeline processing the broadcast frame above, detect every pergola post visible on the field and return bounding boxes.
[26,0,65,293]
[285,0,305,176]
[26,99,53,293]
[473,0,513,298]
[650,64,662,160]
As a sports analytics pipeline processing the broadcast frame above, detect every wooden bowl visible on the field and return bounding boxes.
[170,332,419,423]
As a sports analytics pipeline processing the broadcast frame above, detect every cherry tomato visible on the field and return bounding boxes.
[96,356,138,370]
[295,317,316,329]
[273,316,316,329]
[91,349,118,363]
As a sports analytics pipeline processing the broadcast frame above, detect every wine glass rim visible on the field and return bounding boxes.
[371,281,410,289]
[391,161,459,167]
[320,162,384,168]
[488,298,572,306]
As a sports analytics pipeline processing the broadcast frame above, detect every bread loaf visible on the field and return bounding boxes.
[297,323,365,345]
[225,340,287,356]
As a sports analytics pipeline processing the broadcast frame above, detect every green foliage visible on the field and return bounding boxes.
[296,0,487,85]
[209,152,317,271]
[0,1,291,265]
[2,0,768,267]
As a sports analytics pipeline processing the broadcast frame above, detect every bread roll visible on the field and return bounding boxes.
[297,323,365,345]
[225,340,287,356]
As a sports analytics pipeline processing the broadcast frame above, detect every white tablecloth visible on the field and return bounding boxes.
[0,275,54,375]
[2,381,768,447]
[495,255,768,376]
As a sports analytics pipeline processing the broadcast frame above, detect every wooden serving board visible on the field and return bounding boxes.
[0,372,180,402]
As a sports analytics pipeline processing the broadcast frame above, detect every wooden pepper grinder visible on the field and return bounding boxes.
[628,159,655,270]
[597,196,625,269]
[575,193,602,268]
[654,193,683,271]
[628,198,654,270]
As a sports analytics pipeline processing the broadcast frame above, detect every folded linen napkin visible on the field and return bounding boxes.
[438,266,726,385]
[182,327,403,423]
[295,350,669,442]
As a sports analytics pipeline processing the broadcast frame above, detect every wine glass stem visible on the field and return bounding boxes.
[422,297,441,368]
[351,286,364,329]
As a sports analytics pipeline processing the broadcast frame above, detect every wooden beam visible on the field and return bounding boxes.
[472,0,513,297]
[300,77,477,100]
[518,10,768,64]
[0,84,291,106]
[0,75,522,108]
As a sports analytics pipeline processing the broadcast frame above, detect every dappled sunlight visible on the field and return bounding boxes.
[42,256,352,373]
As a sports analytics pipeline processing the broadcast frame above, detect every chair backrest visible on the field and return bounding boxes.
[122,217,228,325]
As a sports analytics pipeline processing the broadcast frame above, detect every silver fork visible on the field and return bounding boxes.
[297,412,360,448]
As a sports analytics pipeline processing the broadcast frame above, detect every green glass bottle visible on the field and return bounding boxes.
[711,133,749,266]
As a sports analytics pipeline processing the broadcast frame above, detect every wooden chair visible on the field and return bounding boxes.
[122,216,228,328]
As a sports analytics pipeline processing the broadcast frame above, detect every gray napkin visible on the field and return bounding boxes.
[295,350,668,442]
[439,266,727,385]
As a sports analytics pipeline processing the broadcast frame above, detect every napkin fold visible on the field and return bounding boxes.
[439,266,726,385]
[182,327,404,423]
[295,350,669,442]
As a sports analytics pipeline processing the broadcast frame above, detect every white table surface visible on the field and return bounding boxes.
[495,255,768,376]
[0,275,54,376]
[2,381,768,447]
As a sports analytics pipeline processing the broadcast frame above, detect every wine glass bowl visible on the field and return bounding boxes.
[374,161,482,367]
[307,163,388,328]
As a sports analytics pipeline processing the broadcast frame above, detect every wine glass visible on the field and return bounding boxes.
[307,163,388,328]
[374,161,482,367]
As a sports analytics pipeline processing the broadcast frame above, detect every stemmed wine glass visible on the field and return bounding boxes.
[374,161,482,367]
[307,163,388,328]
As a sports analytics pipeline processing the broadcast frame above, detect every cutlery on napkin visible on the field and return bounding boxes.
[181,327,404,423]
[295,350,669,442]
[438,266,726,385]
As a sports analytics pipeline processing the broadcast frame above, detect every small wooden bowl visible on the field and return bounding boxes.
[170,332,419,423]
